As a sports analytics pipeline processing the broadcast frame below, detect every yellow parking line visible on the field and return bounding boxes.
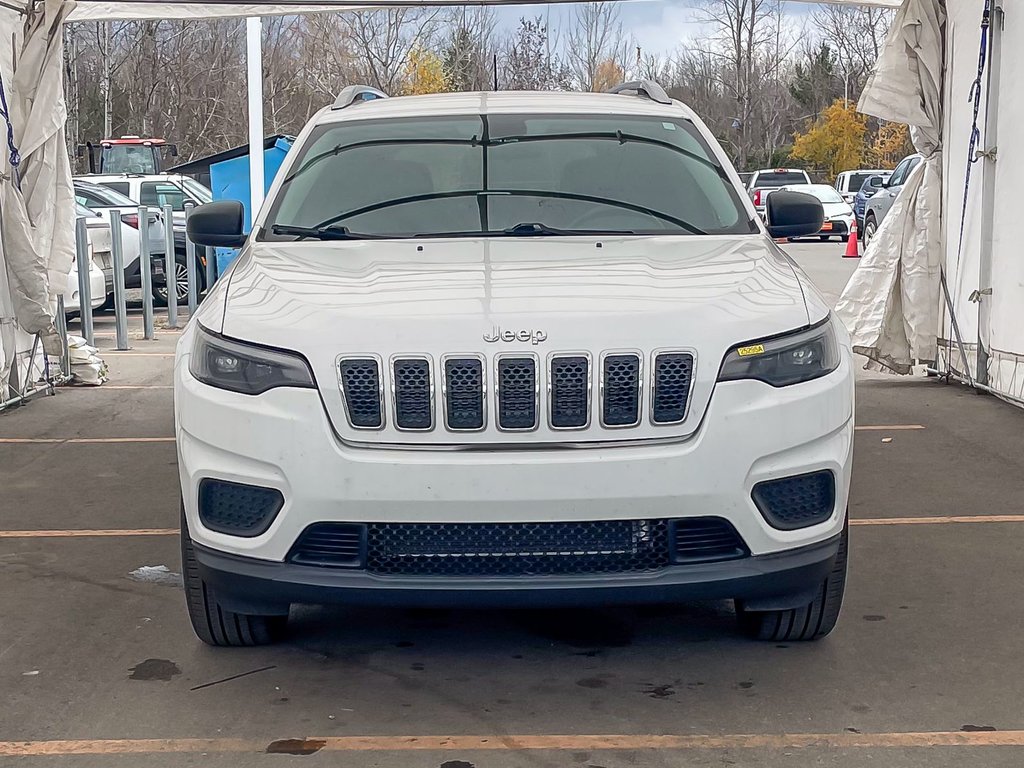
[101,352,174,356]
[88,385,173,390]
[855,425,926,431]
[0,437,174,444]
[3,515,1024,540]
[3,730,1024,756]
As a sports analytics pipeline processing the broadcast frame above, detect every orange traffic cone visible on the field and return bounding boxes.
[843,220,860,258]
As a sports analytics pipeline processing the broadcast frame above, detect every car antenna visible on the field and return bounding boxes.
[493,54,498,91]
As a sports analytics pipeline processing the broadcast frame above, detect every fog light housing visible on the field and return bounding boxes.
[751,470,836,530]
[198,479,284,537]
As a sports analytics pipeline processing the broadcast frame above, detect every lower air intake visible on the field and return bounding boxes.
[288,523,365,567]
[752,470,836,530]
[671,517,748,563]
[198,479,283,537]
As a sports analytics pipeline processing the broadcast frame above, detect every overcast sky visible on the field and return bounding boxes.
[492,1,817,58]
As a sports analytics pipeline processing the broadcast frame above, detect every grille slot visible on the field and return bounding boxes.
[392,358,432,430]
[444,357,484,431]
[602,353,641,426]
[550,355,590,428]
[671,517,748,563]
[365,519,671,576]
[339,358,383,429]
[288,523,365,567]
[752,471,836,530]
[497,357,537,430]
[197,479,283,537]
[652,352,694,424]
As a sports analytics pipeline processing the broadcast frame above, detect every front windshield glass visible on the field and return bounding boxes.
[262,114,756,239]
[794,186,845,204]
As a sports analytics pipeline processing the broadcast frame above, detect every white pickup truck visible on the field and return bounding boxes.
[176,82,853,647]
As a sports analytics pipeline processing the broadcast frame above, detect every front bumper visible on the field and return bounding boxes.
[175,330,855,570]
[192,533,842,615]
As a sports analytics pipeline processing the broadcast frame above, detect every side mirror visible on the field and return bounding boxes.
[186,200,246,248]
[764,190,824,240]
[168,144,179,158]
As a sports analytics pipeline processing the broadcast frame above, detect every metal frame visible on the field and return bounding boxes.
[598,349,644,429]
[493,352,541,433]
[440,353,487,433]
[335,354,386,431]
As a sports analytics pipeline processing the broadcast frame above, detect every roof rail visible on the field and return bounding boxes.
[331,85,389,111]
[605,80,672,106]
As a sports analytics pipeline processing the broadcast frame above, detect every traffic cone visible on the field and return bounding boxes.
[843,219,860,258]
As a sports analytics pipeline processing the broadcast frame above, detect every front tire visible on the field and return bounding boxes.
[181,507,287,646]
[736,519,848,642]
[155,253,205,307]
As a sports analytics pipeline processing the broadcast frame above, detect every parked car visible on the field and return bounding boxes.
[834,169,891,204]
[176,83,853,647]
[770,184,856,242]
[746,168,812,216]
[74,178,167,259]
[73,200,160,308]
[84,173,214,303]
[863,153,923,245]
[64,204,108,318]
[853,173,891,230]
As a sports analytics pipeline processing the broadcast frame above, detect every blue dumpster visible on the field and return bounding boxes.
[209,136,293,273]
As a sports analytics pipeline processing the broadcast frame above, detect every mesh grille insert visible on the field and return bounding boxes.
[444,358,484,430]
[602,354,641,426]
[550,356,589,428]
[671,517,748,563]
[198,479,283,537]
[339,358,382,428]
[497,357,537,430]
[652,352,694,423]
[365,519,671,576]
[752,471,836,530]
[288,523,365,567]
[393,358,432,430]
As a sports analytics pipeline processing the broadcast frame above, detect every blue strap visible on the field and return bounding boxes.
[954,0,991,265]
[0,66,21,189]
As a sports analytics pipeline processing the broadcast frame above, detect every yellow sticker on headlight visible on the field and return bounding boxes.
[737,344,765,357]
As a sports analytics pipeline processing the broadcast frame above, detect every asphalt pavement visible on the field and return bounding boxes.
[2,245,1024,767]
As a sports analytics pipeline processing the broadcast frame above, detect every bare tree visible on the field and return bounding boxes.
[811,5,895,100]
[565,3,630,91]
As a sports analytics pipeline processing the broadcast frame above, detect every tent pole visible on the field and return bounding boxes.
[976,1,1002,388]
[246,16,265,225]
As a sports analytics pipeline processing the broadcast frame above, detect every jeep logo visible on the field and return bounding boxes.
[483,326,548,345]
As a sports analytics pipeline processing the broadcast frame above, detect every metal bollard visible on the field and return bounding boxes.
[163,204,178,329]
[74,216,94,346]
[184,202,198,316]
[206,245,216,291]
[108,208,130,350]
[138,205,155,340]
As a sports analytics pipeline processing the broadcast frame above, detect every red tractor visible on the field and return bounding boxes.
[78,136,178,175]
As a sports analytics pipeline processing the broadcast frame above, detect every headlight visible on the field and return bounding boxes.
[189,325,315,395]
[718,318,840,387]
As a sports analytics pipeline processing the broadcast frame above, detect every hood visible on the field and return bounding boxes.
[221,235,813,446]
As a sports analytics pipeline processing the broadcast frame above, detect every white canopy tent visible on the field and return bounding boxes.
[4,0,1021,411]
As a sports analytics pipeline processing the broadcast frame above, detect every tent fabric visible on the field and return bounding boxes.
[835,0,945,374]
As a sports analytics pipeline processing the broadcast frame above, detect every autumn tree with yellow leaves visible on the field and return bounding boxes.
[790,99,868,179]
[404,48,449,96]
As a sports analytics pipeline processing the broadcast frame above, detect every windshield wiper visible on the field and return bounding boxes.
[269,224,381,241]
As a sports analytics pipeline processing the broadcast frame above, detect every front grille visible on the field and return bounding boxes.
[752,471,836,530]
[198,479,283,537]
[550,356,589,428]
[652,353,694,423]
[602,354,641,426]
[671,517,748,563]
[444,357,484,430]
[338,358,383,428]
[366,519,671,576]
[337,349,695,436]
[289,523,364,567]
[497,357,537,430]
[393,358,432,430]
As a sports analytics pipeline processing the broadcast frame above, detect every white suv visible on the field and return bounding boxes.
[177,82,853,647]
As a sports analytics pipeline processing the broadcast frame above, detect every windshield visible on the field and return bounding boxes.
[788,185,844,204]
[262,114,756,239]
[753,171,807,188]
[182,177,213,203]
